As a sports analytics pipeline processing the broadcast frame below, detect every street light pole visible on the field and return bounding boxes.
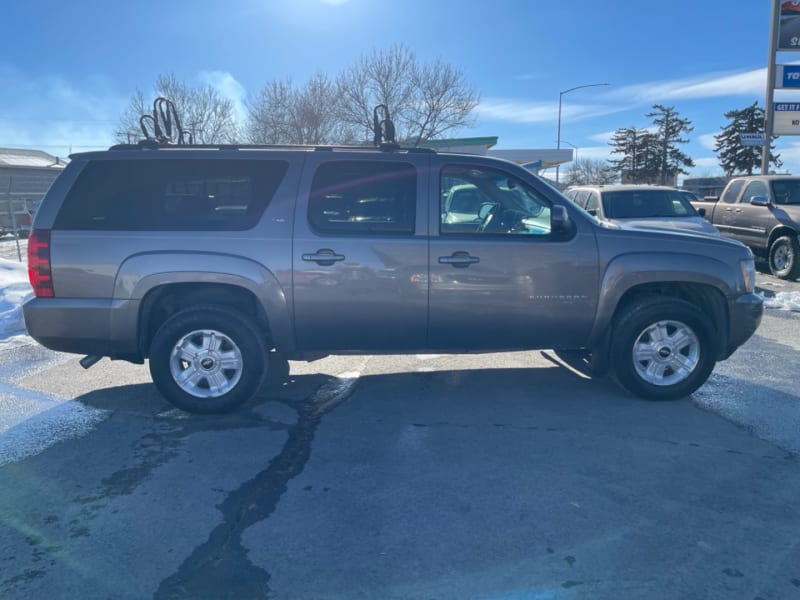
[561,141,578,163]
[556,82,608,184]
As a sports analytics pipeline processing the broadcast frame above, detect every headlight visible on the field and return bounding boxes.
[740,258,756,293]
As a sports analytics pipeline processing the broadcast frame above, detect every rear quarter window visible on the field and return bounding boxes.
[54,158,288,231]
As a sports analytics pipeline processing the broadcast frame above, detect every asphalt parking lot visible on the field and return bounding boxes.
[1,237,800,599]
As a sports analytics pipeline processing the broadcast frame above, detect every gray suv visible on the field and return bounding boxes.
[24,141,762,413]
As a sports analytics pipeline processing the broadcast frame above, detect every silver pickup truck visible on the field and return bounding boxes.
[23,142,763,413]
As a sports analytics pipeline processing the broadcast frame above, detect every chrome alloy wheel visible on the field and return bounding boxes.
[169,329,244,398]
[632,320,700,386]
[773,243,790,271]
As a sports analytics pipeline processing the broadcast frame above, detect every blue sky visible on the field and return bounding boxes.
[0,0,794,181]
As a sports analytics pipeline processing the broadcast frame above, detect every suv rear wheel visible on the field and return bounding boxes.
[149,305,268,414]
[611,298,715,400]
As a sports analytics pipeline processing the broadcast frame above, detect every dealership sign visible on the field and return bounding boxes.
[739,133,766,146]
[774,102,800,135]
[776,64,800,88]
[779,1,800,50]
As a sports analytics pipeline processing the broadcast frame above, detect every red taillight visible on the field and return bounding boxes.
[27,229,54,298]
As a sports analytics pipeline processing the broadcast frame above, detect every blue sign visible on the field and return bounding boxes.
[783,65,800,88]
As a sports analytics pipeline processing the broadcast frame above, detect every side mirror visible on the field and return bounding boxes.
[750,196,770,207]
[551,204,572,233]
[697,207,706,217]
[586,208,598,217]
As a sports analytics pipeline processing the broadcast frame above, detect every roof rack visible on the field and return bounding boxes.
[114,99,435,154]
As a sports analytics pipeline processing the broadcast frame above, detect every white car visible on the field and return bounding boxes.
[564,185,720,236]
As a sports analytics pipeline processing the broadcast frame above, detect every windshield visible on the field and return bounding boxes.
[770,180,800,205]
[602,189,699,219]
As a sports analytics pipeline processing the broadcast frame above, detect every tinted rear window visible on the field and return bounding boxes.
[55,158,288,230]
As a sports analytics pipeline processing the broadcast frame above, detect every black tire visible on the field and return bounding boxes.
[149,305,268,414]
[611,298,716,400]
[768,235,800,280]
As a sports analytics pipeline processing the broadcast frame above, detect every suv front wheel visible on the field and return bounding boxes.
[149,306,268,413]
[611,298,715,400]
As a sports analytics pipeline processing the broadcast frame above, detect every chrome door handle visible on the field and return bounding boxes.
[302,249,345,265]
[439,252,479,268]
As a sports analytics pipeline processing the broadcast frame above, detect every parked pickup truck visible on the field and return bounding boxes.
[692,175,800,279]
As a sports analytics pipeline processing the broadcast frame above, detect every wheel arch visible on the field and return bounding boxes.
[110,252,294,360]
[767,225,798,249]
[589,253,733,361]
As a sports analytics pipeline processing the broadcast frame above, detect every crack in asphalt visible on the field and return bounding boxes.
[154,373,360,600]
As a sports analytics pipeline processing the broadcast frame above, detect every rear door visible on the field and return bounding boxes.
[292,154,430,351]
[428,160,600,351]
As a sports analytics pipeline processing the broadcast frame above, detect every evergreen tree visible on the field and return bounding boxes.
[646,104,694,185]
[714,102,781,175]
[608,127,660,183]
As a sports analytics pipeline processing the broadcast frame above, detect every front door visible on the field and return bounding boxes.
[429,163,600,351]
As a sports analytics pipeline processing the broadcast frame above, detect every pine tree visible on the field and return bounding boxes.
[646,104,694,185]
[608,127,660,183]
[714,102,781,175]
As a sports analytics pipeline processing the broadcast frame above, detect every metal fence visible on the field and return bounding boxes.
[1,170,61,261]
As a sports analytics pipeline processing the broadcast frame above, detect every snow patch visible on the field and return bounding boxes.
[760,291,800,312]
[0,257,32,339]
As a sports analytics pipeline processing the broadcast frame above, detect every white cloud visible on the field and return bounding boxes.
[588,130,616,144]
[198,70,248,123]
[480,67,771,128]
[476,98,625,125]
[574,146,614,161]
[698,132,718,150]
[606,68,766,103]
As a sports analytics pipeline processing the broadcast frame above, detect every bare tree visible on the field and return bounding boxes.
[563,158,617,186]
[247,73,355,144]
[334,44,479,145]
[116,73,239,144]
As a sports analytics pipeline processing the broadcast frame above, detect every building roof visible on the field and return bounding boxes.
[489,148,573,169]
[419,136,499,154]
[0,148,66,169]
[418,136,573,170]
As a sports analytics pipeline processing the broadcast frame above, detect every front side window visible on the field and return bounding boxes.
[56,158,287,231]
[440,165,551,236]
[308,161,416,235]
[741,181,768,204]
